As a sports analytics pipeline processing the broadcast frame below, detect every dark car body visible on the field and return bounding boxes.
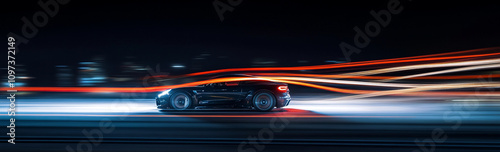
[156,80,291,111]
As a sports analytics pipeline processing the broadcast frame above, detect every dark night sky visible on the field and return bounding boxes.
[3,0,500,85]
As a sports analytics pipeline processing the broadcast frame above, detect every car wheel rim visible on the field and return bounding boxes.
[173,95,189,109]
[255,93,273,110]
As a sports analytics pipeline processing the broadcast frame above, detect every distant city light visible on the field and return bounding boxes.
[325,60,346,63]
[79,62,95,65]
[172,65,185,68]
[78,67,91,70]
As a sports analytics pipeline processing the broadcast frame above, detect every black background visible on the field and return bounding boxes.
[3,0,500,86]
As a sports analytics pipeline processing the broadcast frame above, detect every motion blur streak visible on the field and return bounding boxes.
[3,77,268,92]
[249,73,500,80]
[270,79,500,97]
[175,47,500,77]
[1,48,499,100]
[5,76,499,97]
[332,82,500,100]
[145,50,500,80]
[343,59,500,76]
[0,114,411,118]
[383,64,500,81]
[259,76,424,88]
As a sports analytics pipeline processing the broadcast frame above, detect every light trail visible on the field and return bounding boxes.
[5,74,498,96]
[381,64,500,82]
[0,113,413,118]
[249,73,500,80]
[266,79,500,97]
[0,48,498,99]
[162,47,500,78]
[331,82,500,100]
[259,76,424,88]
[343,58,500,76]
[2,77,266,93]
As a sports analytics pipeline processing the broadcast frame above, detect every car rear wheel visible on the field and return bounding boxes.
[170,92,192,110]
[253,91,276,112]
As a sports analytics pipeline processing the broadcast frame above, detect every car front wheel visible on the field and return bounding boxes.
[170,92,192,110]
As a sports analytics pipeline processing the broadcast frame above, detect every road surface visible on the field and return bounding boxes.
[1,94,499,152]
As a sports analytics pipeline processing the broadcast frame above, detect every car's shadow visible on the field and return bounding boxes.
[159,108,285,114]
[157,108,327,118]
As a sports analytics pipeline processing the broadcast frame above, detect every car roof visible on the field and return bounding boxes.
[210,74,254,79]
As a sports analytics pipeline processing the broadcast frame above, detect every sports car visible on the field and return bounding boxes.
[156,76,291,111]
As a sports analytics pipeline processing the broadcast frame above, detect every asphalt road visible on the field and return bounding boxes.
[1,95,499,152]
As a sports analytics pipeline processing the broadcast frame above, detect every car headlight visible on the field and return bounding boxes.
[158,89,171,97]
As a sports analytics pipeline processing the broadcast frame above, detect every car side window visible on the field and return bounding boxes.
[218,82,227,87]
[207,83,225,87]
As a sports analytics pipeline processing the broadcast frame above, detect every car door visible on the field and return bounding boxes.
[221,82,245,103]
[198,82,243,105]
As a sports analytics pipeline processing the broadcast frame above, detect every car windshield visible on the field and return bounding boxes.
[202,82,240,87]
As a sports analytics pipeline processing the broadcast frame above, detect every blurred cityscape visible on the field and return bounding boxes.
[7,52,347,88]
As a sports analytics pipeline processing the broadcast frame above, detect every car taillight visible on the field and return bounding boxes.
[278,86,288,91]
